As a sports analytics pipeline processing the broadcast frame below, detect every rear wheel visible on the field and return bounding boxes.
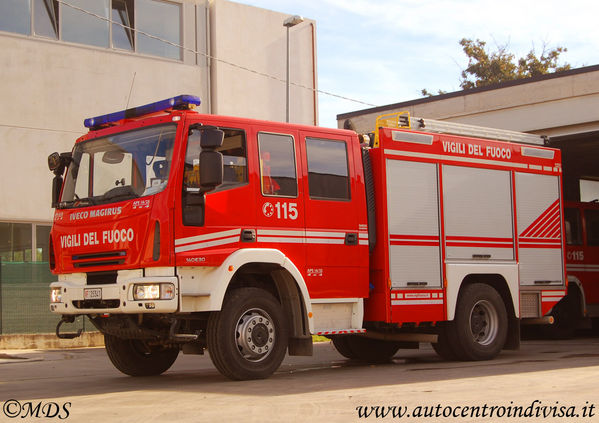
[104,335,179,376]
[332,335,401,363]
[431,322,460,361]
[207,287,288,380]
[331,336,356,359]
[448,283,508,361]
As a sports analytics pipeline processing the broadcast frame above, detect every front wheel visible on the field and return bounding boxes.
[448,283,508,361]
[104,335,179,376]
[207,287,288,380]
[544,290,582,339]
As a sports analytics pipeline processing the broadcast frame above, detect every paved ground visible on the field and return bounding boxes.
[1,337,598,422]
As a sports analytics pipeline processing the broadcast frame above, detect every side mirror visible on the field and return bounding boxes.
[51,175,63,208]
[48,152,71,208]
[188,124,224,193]
[48,152,62,172]
[48,152,72,175]
[199,151,223,192]
[189,124,224,149]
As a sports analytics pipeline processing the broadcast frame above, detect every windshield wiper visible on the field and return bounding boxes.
[99,186,139,203]
[58,197,96,209]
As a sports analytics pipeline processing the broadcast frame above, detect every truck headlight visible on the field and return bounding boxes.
[51,287,62,303]
[133,283,175,300]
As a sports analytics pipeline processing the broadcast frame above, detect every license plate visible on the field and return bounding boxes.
[84,288,102,300]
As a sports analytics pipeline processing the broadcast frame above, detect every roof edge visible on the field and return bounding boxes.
[337,64,599,120]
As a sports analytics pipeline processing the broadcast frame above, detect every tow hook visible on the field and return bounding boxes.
[55,315,83,339]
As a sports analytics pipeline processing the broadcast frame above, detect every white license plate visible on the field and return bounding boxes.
[84,288,102,300]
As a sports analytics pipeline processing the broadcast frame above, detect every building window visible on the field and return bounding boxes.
[34,0,59,39]
[35,225,51,262]
[61,0,109,48]
[112,0,134,50]
[0,222,51,263]
[580,179,599,202]
[306,138,350,200]
[258,133,297,197]
[1,0,183,61]
[0,0,31,35]
[136,0,181,60]
[585,210,599,246]
[0,223,32,263]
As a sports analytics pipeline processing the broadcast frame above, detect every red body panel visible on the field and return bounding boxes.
[366,127,565,324]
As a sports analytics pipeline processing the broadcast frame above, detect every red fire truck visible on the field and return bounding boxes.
[550,201,599,335]
[47,95,566,380]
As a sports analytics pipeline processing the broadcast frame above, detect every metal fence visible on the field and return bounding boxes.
[0,261,90,334]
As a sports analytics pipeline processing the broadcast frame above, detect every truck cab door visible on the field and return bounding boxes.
[299,131,368,299]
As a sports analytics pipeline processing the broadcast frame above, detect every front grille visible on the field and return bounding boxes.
[72,250,126,268]
[520,292,540,318]
[87,271,118,285]
[73,299,120,309]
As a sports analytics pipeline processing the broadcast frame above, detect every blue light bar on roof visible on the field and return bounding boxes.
[84,95,201,129]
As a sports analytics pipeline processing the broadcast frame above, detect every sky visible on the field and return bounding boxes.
[235,0,599,128]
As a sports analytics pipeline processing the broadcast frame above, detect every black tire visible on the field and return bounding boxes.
[332,335,400,363]
[448,283,508,361]
[331,336,357,359]
[544,290,581,339]
[104,334,179,377]
[207,287,288,380]
[431,322,460,361]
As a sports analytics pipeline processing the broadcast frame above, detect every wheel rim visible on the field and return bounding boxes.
[469,300,498,345]
[235,307,275,362]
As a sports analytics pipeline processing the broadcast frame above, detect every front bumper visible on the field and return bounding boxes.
[49,270,179,314]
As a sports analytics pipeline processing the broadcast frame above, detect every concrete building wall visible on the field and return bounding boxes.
[337,66,599,139]
[209,0,317,125]
[0,0,317,225]
[0,30,209,223]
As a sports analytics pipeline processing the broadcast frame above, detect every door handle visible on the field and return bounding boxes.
[345,232,358,246]
[241,229,256,243]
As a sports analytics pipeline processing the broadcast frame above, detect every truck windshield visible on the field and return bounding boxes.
[60,124,177,208]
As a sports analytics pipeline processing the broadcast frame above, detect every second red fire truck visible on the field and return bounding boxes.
[47,95,566,380]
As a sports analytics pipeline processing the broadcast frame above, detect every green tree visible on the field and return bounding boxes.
[421,38,570,96]
[459,38,570,89]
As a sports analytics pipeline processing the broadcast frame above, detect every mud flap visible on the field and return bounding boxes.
[504,315,521,350]
[288,335,313,356]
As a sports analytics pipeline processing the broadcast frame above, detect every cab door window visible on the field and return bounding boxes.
[183,128,248,192]
[564,207,582,245]
[305,137,350,200]
[584,209,599,246]
[258,133,297,197]
[182,127,247,227]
